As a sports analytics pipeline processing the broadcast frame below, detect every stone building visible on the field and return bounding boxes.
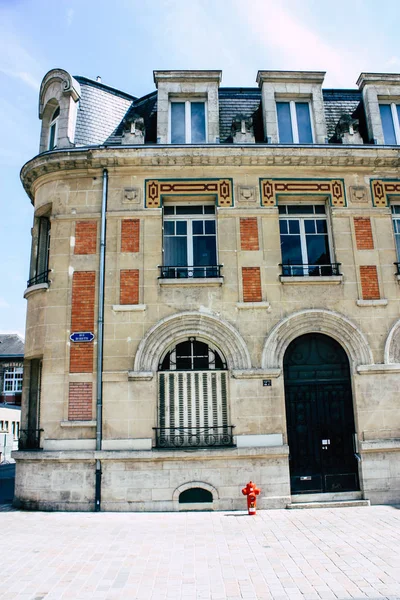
[14,68,400,511]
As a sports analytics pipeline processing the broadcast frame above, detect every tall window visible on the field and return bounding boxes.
[279,205,338,276]
[277,101,313,143]
[48,106,60,150]
[3,368,23,394]
[379,103,400,144]
[157,339,232,448]
[170,100,206,143]
[28,217,51,287]
[161,205,219,278]
[392,205,400,259]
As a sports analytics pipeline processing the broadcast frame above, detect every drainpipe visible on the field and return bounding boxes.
[95,168,108,511]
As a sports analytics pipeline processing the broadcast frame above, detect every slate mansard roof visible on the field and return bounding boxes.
[71,76,365,147]
[0,335,24,358]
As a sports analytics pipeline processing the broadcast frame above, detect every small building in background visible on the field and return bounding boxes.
[0,334,23,463]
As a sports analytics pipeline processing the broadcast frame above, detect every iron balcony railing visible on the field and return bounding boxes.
[158,265,222,279]
[154,425,235,449]
[18,429,43,450]
[280,263,342,277]
[395,262,400,275]
[27,270,51,288]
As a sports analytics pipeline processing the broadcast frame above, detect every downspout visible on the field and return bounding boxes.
[95,168,108,511]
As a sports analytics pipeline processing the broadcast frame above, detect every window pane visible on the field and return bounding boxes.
[296,103,313,143]
[278,206,287,214]
[280,235,302,265]
[288,220,300,234]
[380,105,396,144]
[287,205,314,214]
[316,219,327,233]
[49,123,56,150]
[304,220,316,234]
[204,206,215,214]
[164,206,174,215]
[164,236,187,266]
[205,221,215,234]
[164,221,174,235]
[176,341,191,356]
[306,234,330,265]
[194,356,209,370]
[315,205,326,214]
[193,236,217,266]
[175,357,191,370]
[192,220,203,235]
[171,102,186,144]
[191,102,206,143]
[395,232,400,260]
[277,102,293,143]
[176,221,187,235]
[279,220,288,234]
[176,206,203,214]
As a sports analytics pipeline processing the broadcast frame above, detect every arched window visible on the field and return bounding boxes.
[48,106,60,150]
[157,339,233,449]
[159,338,226,371]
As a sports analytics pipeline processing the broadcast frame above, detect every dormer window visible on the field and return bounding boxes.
[48,106,60,150]
[276,101,313,144]
[379,103,400,144]
[170,100,206,144]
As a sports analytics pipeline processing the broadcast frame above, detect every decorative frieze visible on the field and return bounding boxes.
[145,178,234,208]
[259,178,346,207]
[370,179,400,207]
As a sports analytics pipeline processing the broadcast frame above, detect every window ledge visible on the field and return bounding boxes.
[356,299,388,307]
[236,301,271,310]
[280,276,343,285]
[60,420,97,428]
[357,364,400,375]
[112,304,146,312]
[128,371,154,381]
[23,283,49,298]
[159,277,223,287]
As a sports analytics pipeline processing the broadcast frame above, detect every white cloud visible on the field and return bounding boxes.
[232,0,361,87]
[67,8,74,27]
[0,22,42,90]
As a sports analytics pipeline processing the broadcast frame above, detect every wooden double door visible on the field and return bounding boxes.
[284,333,359,494]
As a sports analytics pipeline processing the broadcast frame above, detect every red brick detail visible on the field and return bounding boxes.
[240,218,259,251]
[120,270,139,305]
[354,218,374,250]
[121,219,140,253]
[360,266,380,300]
[74,221,97,254]
[68,382,93,421]
[242,267,262,302]
[70,271,95,373]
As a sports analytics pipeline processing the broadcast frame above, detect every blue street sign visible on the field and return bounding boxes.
[70,332,95,343]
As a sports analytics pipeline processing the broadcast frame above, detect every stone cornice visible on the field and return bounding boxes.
[20,145,400,201]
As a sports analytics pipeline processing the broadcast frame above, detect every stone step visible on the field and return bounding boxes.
[287,499,370,509]
[291,491,363,504]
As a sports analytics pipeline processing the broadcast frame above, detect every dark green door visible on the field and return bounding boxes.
[284,333,359,494]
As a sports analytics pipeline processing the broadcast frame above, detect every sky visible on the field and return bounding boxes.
[0,0,399,338]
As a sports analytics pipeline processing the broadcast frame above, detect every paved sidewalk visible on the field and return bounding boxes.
[1,505,400,600]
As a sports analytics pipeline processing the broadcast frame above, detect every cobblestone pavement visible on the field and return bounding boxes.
[1,505,400,600]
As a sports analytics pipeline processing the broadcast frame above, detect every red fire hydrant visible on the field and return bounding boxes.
[242,481,261,515]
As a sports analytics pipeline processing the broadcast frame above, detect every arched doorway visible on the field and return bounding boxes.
[284,333,359,494]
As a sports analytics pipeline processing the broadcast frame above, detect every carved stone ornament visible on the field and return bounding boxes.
[335,114,363,145]
[121,114,145,145]
[350,186,368,204]
[123,187,141,204]
[238,186,256,202]
[231,114,255,144]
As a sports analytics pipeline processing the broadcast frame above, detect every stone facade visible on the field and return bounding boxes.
[14,68,400,511]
